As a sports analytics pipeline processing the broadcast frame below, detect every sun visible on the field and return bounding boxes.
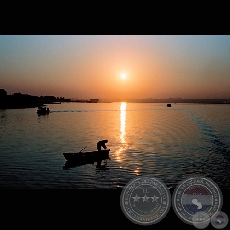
[121,73,127,79]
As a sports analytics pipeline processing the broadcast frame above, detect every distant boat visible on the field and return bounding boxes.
[37,106,50,115]
[87,99,99,103]
[167,104,171,107]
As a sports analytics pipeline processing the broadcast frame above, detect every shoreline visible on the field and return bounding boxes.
[1,101,230,110]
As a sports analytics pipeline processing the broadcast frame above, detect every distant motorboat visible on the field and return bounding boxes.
[167,104,172,107]
[37,106,50,115]
[87,99,99,103]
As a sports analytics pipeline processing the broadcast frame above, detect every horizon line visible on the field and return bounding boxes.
[1,89,230,101]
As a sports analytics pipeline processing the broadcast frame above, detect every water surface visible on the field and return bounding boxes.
[0,102,229,190]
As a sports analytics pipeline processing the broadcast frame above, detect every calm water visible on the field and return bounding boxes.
[0,102,230,190]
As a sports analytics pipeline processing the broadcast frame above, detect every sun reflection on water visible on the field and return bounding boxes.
[120,102,126,144]
[134,167,140,175]
[115,102,127,162]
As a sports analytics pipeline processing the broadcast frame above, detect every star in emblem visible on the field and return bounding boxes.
[132,194,140,202]
[142,194,150,202]
[151,195,159,202]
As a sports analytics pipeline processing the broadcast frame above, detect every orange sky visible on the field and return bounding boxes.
[1,35,230,100]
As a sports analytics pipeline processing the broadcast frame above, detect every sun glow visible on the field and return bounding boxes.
[121,73,127,79]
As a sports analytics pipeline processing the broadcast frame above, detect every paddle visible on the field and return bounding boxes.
[79,146,87,154]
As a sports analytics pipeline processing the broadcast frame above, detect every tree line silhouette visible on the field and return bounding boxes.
[0,89,70,109]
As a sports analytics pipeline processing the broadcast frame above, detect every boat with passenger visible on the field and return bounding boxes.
[63,149,110,161]
[37,106,50,115]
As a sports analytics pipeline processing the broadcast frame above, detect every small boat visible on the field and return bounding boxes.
[87,99,99,103]
[63,149,110,161]
[63,154,110,170]
[37,106,50,115]
[167,103,171,107]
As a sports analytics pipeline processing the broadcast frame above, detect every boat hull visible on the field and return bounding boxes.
[63,149,110,161]
[63,154,110,170]
[37,111,49,115]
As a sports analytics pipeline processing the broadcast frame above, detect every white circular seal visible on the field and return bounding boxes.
[120,175,171,225]
[172,176,223,225]
[211,211,228,229]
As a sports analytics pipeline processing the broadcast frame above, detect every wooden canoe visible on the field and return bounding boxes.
[63,149,110,161]
[63,154,110,170]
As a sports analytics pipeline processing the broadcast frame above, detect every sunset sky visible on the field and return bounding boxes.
[1,35,230,100]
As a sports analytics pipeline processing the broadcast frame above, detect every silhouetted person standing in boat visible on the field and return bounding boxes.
[97,140,108,151]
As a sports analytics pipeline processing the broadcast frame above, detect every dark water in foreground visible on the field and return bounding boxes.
[0,102,230,191]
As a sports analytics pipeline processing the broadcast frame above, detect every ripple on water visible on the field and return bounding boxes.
[0,103,230,190]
